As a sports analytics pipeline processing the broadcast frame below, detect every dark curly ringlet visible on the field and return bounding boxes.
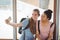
[33,9,40,16]
[44,9,53,20]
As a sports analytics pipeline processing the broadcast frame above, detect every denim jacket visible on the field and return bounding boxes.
[19,19,34,40]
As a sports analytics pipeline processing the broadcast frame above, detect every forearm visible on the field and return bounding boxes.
[5,17,22,27]
[48,33,53,40]
[8,22,22,27]
[8,22,17,27]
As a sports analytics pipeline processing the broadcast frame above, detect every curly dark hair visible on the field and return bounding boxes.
[44,9,53,20]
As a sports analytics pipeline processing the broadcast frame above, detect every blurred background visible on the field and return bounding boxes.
[0,0,58,40]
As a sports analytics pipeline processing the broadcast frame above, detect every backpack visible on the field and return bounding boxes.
[38,21,54,40]
[18,18,30,34]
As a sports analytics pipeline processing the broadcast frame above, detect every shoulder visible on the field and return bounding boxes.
[21,18,30,27]
[49,21,54,25]
[23,18,29,22]
[49,21,54,28]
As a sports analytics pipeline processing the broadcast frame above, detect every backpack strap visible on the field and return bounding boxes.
[46,23,54,40]
[18,18,30,34]
[38,20,40,34]
[23,19,30,30]
[50,23,54,28]
[18,18,26,34]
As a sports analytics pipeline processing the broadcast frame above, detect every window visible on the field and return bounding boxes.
[0,0,13,39]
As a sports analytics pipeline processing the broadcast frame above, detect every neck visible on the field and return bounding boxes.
[31,17,37,22]
[41,20,49,24]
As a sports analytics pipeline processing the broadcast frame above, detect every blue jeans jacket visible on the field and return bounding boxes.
[19,19,34,40]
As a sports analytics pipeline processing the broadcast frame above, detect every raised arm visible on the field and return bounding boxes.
[5,17,22,27]
[8,22,22,27]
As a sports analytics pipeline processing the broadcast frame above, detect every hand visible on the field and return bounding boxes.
[48,38,51,40]
[36,31,41,40]
[36,31,39,34]
[5,17,11,24]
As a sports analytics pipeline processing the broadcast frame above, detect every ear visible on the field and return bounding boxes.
[48,18,49,20]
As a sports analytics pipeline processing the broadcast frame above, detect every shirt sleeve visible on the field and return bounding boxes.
[21,19,29,29]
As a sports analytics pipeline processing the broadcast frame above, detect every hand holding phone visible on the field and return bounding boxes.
[5,17,11,24]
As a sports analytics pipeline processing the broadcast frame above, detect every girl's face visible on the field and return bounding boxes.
[41,13,48,21]
[32,11,39,21]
